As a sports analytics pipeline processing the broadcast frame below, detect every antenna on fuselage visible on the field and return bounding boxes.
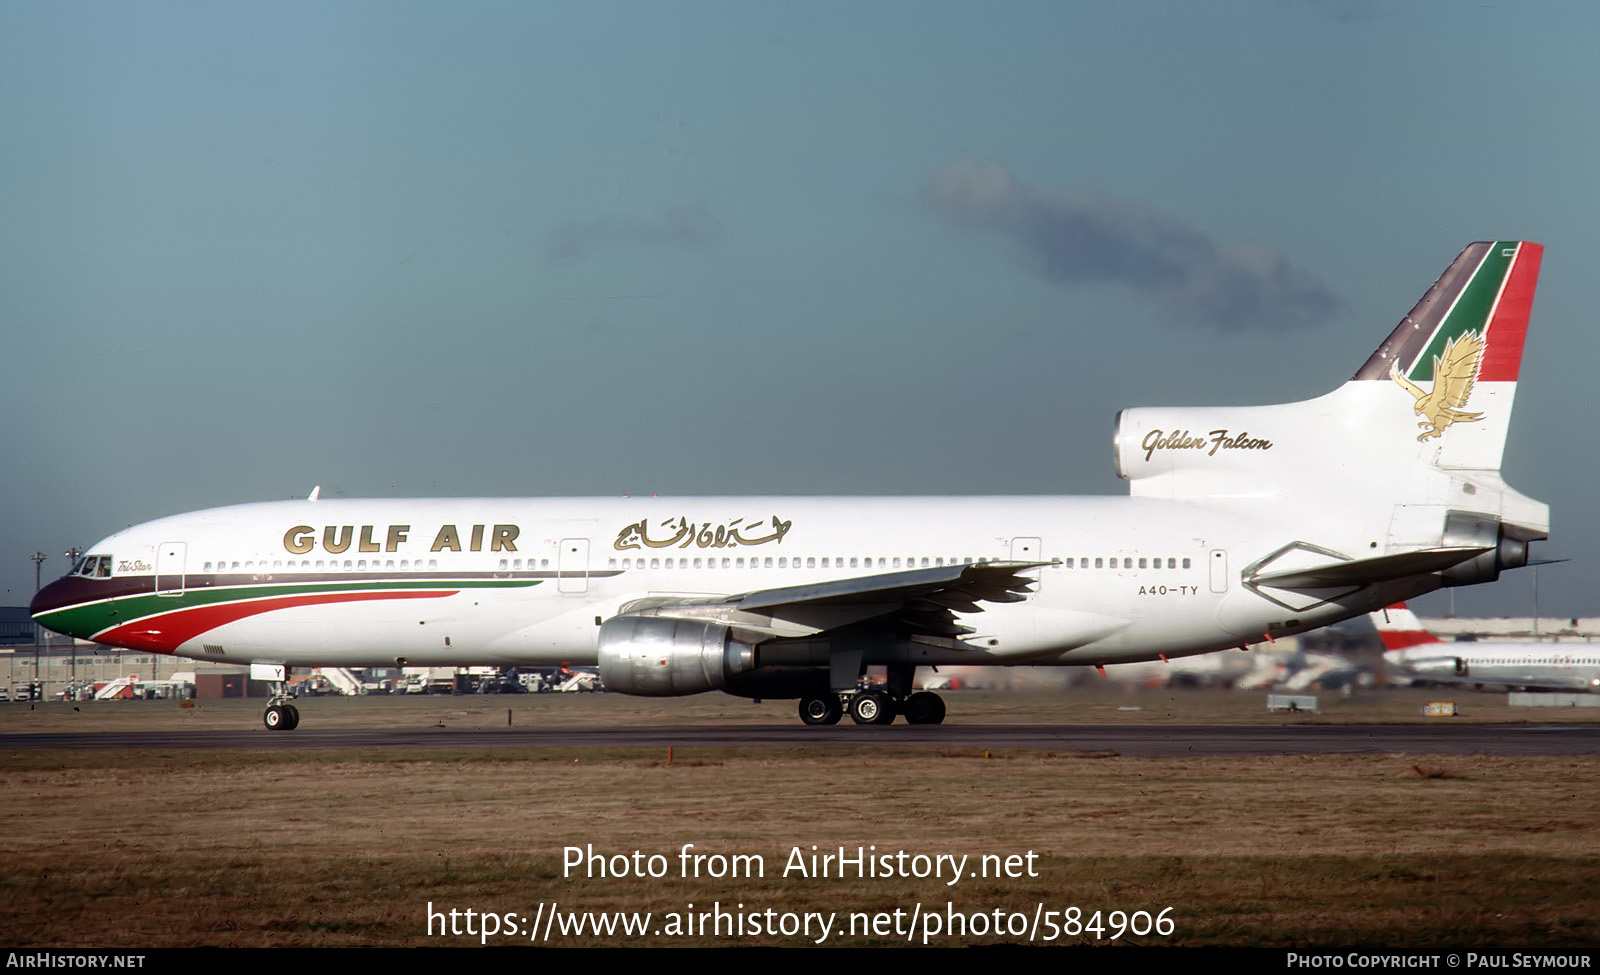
[308,485,321,502]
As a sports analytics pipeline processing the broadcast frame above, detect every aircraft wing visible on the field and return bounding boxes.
[618,561,1046,639]
[731,560,1045,636]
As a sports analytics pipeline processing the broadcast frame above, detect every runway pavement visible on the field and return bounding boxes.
[3,722,1597,755]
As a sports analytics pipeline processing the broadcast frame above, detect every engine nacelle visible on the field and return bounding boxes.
[1112,407,1278,487]
[1440,511,1531,588]
[596,615,757,697]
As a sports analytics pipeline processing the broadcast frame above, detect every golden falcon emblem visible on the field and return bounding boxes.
[1389,330,1486,441]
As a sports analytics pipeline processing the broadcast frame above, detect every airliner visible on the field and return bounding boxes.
[1372,603,1599,692]
[31,241,1551,730]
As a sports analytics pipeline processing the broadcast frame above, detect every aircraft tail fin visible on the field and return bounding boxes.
[1350,241,1543,471]
[1118,241,1546,493]
[1368,603,1444,651]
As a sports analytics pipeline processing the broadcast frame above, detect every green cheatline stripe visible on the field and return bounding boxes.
[36,578,542,637]
[1406,240,1514,383]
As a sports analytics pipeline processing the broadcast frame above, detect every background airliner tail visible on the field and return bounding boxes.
[1368,603,1444,650]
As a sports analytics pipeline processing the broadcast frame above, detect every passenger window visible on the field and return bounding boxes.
[1182,558,1191,569]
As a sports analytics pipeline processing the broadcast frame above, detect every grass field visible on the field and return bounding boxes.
[1,688,1596,948]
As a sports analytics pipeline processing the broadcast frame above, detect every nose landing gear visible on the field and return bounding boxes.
[262,674,300,731]
[264,702,300,731]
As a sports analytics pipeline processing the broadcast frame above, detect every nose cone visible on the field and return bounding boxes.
[29,575,93,638]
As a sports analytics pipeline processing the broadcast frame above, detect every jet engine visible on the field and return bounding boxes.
[596,615,757,696]
[1439,511,1531,587]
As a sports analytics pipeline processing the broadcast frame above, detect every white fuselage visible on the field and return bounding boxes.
[1385,643,1600,692]
[51,491,1384,672]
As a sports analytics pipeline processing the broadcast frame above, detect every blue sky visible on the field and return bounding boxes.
[3,1,1597,617]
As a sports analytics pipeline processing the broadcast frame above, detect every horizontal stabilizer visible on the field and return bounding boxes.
[1250,547,1489,589]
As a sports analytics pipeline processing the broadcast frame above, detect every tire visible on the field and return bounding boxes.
[284,705,301,731]
[798,694,842,726]
[264,705,287,731]
[902,691,946,725]
[849,690,895,725]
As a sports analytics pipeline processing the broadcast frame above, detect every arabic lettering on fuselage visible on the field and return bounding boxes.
[614,516,793,551]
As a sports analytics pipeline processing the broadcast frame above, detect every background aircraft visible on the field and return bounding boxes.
[1372,603,1600,692]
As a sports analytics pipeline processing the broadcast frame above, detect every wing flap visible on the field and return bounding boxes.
[623,561,1049,642]
[730,561,1042,612]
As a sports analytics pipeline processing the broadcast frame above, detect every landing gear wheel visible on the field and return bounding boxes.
[849,690,896,725]
[262,671,299,731]
[902,691,946,725]
[798,694,843,726]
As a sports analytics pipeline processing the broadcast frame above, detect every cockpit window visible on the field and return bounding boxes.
[77,555,112,578]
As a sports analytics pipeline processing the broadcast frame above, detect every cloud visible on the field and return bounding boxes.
[546,204,720,265]
[923,160,1342,330]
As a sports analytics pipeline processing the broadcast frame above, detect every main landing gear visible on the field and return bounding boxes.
[796,689,946,726]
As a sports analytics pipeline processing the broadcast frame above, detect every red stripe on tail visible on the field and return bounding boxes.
[1374,630,1443,651]
[1479,242,1543,382]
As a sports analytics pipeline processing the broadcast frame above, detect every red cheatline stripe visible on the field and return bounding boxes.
[1374,630,1442,651]
[93,589,458,654]
[1479,242,1543,382]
